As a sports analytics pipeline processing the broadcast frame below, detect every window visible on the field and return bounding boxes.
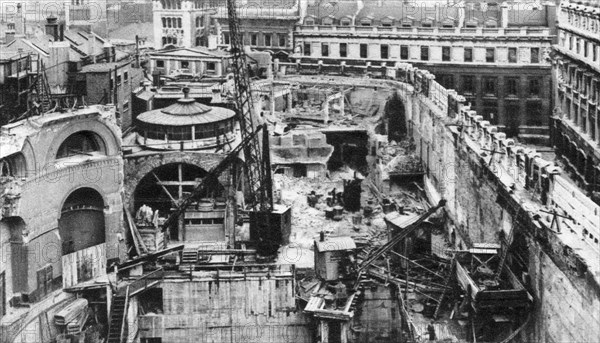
[305,18,314,26]
[464,47,473,62]
[167,126,192,141]
[278,34,286,47]
[380,44,389,59]
[360,44,368,58]
[322,17,333,25]
[251,34,257,46]
[340,43,347,58]
[529,78,541,97]
[593,44,598,62]
[381,19,393,27]
[400,45,409,60]
[439,74,454,90]
[508,48,517,63]
[340,18,351,26]
[181,61,189,69]
[304,42,311,56]
[420,46,429,61]
[321,43,329,57]
[177,18,182,28]
[576,38,580,54]
[569,36,573,50]
[442,46,451,61]
[124,71,129,82]
[36,265,53,299]
[57,131,103,159]
[483,77,497,96]
[264,34,271,47]
[584,42,588,58]
[505,77,519,97]
[1,272,5,319]
[123,101,130,112]
[531,47,540,63]
[223,32,230,45]
[360,18,372,26]
[116,74,122,85]
[207,62,216,71]
[146,125,164,140]
[462,75,475,94]
[486,48,495,63]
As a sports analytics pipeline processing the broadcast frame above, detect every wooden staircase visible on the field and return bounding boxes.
[107,288,129,343]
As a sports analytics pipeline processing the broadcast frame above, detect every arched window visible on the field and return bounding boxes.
[56,131,105,159]
[340,18,351,26]
[304,17,315,26]
[162,17,166,27]
[360,18,372,26]
[177,18,182,28]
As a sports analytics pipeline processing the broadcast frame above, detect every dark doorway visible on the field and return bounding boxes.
[59,188,105,255]
[385,92,407,141]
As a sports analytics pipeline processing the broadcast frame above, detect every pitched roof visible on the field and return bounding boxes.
[315,236,356,252]
[151,47,230,59]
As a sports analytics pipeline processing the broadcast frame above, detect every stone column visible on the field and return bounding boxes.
[286,91,293,111]
[339,91,345,115]
[323,100,329,124]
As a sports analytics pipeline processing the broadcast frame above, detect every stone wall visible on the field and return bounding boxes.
[273,61,600,342]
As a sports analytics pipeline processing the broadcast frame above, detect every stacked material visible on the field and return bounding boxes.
[55,298,88,326]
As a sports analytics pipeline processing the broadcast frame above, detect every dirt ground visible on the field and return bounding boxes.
[274,168,389,268]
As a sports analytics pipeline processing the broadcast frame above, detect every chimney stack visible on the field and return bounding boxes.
[15,3,25,38]
[319,231,325,242]
[5,21,16,43]
[45,15,59,41]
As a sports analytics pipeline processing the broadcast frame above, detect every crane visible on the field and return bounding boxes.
[160,0,285,256]
[226,0,284,255]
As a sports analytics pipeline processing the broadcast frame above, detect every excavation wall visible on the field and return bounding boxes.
[137,269,311,343]
[274,64,600,342]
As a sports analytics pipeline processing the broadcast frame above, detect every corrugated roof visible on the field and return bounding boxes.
[315,236,356,252]
[136,95,236,126]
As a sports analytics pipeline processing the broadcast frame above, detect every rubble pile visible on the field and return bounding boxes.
[274,171,389,267]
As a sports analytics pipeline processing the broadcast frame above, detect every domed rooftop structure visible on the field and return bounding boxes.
[136,88,238,150]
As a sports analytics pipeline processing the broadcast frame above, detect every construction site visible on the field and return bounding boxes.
[2,1,600,343]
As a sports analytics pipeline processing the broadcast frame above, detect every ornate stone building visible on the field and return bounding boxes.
[294,0,557,142]
[551,0,600,200]
[0,104,124,315]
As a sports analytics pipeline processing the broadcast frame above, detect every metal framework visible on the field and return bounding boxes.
[227,0,273,212]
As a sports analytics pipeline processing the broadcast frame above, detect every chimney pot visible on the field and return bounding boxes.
[320,231,325,242]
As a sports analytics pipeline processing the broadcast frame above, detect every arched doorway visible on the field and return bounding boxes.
[385,92,407,142]
[133,163,226,241]
[59,188,105,256]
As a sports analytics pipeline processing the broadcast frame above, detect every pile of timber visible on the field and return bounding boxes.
[55,298,88,326]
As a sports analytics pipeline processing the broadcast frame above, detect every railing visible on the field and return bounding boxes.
[297,25,550,36]
[125,267,164,296]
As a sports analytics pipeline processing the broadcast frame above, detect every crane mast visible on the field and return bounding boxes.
[226,0,273,212]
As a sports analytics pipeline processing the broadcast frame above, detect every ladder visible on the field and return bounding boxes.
[107,287,129,343]
[181,248,198,264]
[433,255,456,319]
[495,206,521,280]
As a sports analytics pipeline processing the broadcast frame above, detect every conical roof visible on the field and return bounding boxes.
[137,87,236,126]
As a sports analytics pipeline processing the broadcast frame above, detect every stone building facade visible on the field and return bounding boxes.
[551,0,600,199]
[293,0,557,142]
[152,0,300,59]
[0,104,124,317]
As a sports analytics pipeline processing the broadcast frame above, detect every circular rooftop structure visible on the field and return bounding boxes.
[136,88,237,150]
